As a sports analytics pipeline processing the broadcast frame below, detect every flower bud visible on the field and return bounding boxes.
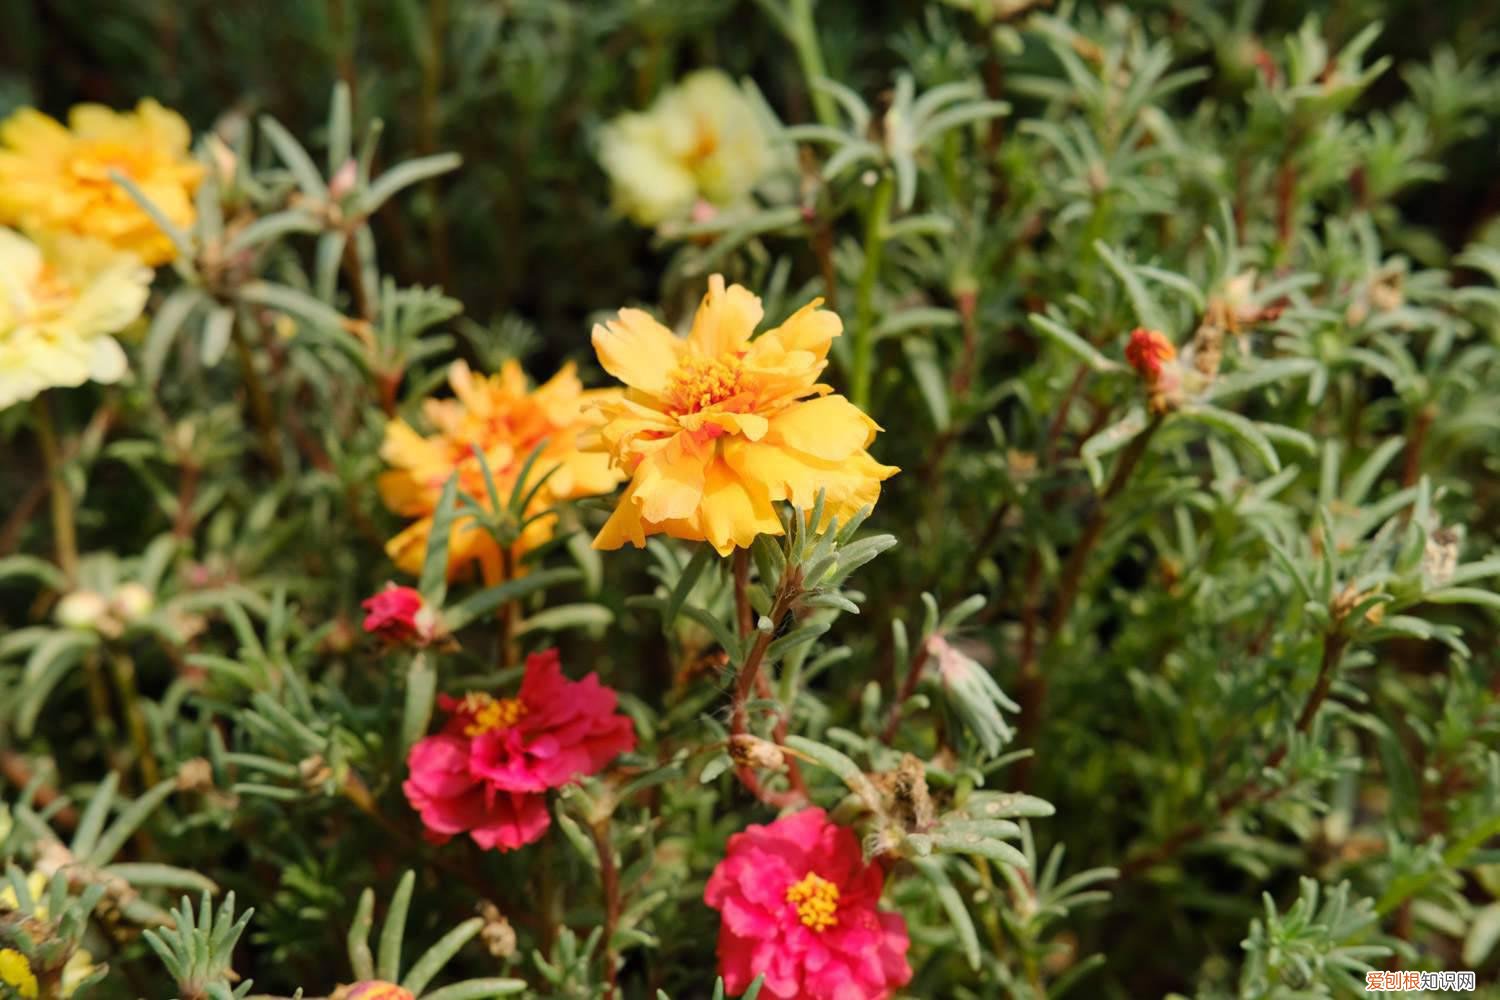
[329,158,359,201]
[55,590,108,630]
[111,582,154,623]
[361,584,441,646]
[930,635,1019,757]
[1124,328,1177,384]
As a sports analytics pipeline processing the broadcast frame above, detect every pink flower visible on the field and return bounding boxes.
[452,648,637,792]
[402,732,551,851]
[361,584,427,643]
[704,809,912,1000]
[401,649,636,851]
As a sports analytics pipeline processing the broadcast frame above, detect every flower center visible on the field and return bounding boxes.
[457,693,529,736]
[785,871,840,932]
[686,117,720,167]
[664,354,745,415]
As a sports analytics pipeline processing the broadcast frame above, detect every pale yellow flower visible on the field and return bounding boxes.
[0,228,151,410]
[0,100,203,265]
[599,70,773,226]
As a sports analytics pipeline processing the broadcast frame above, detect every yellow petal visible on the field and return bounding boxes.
[697,456,782,555]
[765,395,876,460]
[594,479,650,551]
[592,309,683,396]
[634,435,709,523]
[687,275,763,358]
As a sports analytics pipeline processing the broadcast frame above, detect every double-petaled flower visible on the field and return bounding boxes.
[378,360,623,582]
[0,227,151,410]
[704,809,912,1000]
[590,275,898,556]
[402,649,635,851]
[0,100,202,266]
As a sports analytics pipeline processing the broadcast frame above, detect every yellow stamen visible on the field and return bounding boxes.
[665,354,745,415]
[785,871,840,932]
[458,693,528,736]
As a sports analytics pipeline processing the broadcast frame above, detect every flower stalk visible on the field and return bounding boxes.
[851,173,894,411]
[32,394,78,582]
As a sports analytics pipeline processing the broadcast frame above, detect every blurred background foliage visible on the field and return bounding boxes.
[2,0,1500,997]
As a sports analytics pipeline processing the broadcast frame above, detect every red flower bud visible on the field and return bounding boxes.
[1125,328,1177,384]
[361,584,426,644]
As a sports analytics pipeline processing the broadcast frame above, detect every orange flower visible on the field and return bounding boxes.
[378,360,623,583]
[590,275,897,556]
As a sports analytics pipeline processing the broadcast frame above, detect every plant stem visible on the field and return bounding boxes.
[785,0,837,127]
[851,174,894,411]
[499,546,519,667]
[880,637,933,743]
[1047,413,1164,637]
[589,818,621,999]
[1014,413,1162,786]
[33,394,78,583]
[108,649,161,788]
[1117,631,1348,879]
[729,564,806,807]
[231,318,284,475]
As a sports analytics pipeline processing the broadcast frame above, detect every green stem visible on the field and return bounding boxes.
[786,0,837,127]
[232,317,284,475]
[108,649,161,788]
[33,394,78,583]
[851,173,894,411]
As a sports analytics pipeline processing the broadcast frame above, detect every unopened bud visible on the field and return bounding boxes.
[329,158,358,201]
[111,582,154,622]
[56,591,108,630]
[930,635,1019,757]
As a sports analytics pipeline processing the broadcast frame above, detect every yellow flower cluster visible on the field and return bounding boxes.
[0,228,151,410]
[0,98,199,410]
[590,275,897,555]
[378,360,624,582]
[599,70,773,226]
[0,99,202,266]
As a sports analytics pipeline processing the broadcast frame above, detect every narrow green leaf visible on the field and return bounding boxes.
[400,917,485,995]
[377,871,416,981]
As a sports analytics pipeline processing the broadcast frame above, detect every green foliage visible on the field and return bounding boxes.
[2,1,1499,998]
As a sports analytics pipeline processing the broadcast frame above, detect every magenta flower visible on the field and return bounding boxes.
[704,809,912,1000]
[401,649,635,851]
[361,584,428,644]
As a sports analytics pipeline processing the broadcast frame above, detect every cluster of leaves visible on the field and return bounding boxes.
[2,1,1500,998]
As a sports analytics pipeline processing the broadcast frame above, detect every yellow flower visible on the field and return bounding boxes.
[379,360,624,583]
[591,275,898,556]
[0,228,151,410]
[599,70,773,226]
[0,948,37,1000]
[0,99,203,265]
